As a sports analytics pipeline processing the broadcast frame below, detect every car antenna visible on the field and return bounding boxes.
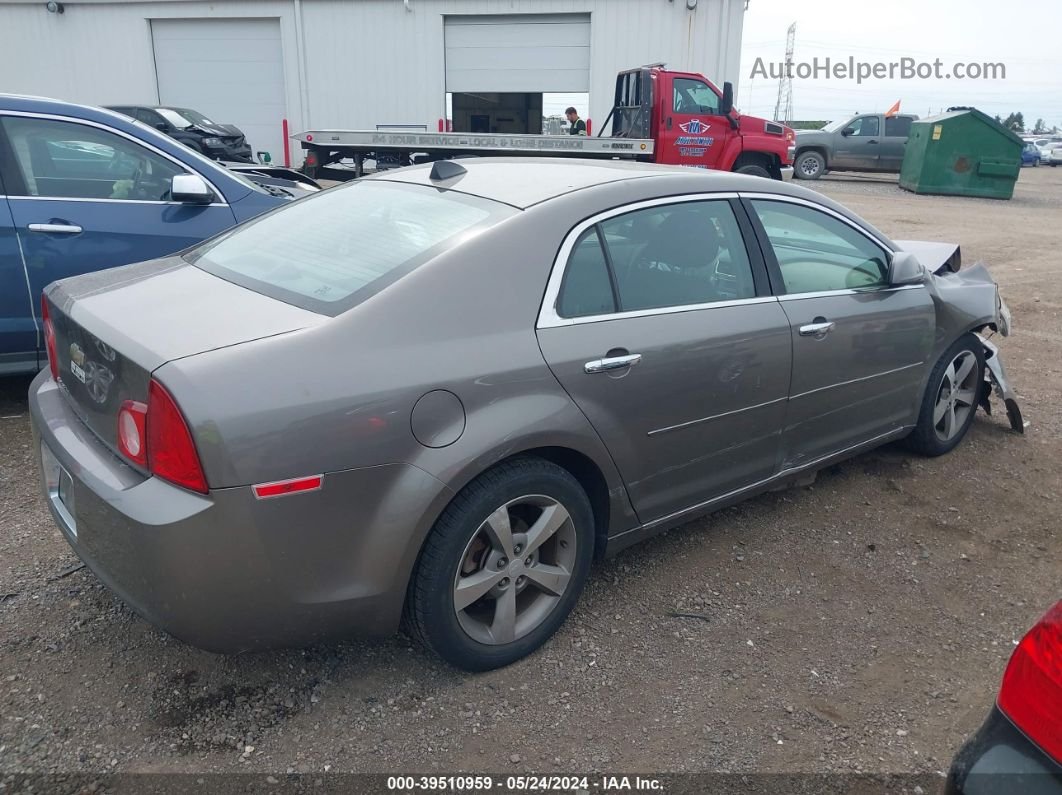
[429,160,467,181]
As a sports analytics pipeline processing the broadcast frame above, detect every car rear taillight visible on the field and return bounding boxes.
[997,601,1062,763]
[41,295,58,381]
[117,400,148,467]
[304,150,318,168]
[146,379,208,494]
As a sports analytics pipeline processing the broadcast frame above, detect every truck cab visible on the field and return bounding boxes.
[793,113,919,179]
[608,66,795,180]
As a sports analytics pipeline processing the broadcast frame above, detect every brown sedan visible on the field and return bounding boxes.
[30,159,1021,670]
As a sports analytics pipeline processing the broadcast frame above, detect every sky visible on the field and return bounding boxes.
[738,0,1062,128]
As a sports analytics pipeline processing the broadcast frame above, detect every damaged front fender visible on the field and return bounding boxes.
[899,239,1024,433]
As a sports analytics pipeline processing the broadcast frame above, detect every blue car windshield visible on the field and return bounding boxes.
[189,180,516,315]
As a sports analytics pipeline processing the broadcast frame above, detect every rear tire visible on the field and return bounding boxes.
[905,333,985,457]
[406,457,594,671]
[794,150,826,180]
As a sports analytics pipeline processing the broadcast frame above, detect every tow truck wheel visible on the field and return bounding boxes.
[734,163,772,179]
[795,151,826,180]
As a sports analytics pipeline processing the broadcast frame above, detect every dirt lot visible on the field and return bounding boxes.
[1,166,1059,784]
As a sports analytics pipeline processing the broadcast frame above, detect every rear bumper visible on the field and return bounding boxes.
[946,707,1062,795]
[29,370,452,652]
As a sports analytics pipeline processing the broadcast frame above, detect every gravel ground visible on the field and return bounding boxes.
[1,166,1059,783]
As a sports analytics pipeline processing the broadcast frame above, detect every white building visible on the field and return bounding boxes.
[0,0,746,165]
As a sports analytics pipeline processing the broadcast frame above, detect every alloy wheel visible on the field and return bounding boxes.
[933,350,979,441]
[453,495,577,645]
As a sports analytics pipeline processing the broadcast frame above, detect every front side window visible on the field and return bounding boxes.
[751,200,890,294]
[672,79,721,116]
[1,116,187,201]
[191,181,515,316]
[845,116,880,137]
[555,200,756,316]
[136,109,165,128]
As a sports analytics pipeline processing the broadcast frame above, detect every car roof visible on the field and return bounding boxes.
[372,157,804,210]
[0,94,145,126]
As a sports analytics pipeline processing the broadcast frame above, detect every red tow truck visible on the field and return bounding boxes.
[295,66,796,181]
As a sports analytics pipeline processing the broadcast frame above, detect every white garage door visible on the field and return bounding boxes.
[445,15,590,93]
[151,18,286,164]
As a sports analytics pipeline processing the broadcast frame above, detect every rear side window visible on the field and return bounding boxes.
[191,181,514,315]
[554,199,756,317]
[885,116,913,137]
[557,230,616,318]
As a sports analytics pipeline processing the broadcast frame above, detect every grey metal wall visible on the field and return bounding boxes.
[0,0,745,162]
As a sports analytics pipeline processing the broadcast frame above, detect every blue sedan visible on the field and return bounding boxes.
[0,95,299,376]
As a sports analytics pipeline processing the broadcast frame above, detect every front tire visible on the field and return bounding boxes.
[905,334,985,456]
[794,150,826,180]
[735,163,772,179]
[406,457,594,671]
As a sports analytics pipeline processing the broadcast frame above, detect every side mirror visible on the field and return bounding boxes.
[720,81,734,115]
[155,123,167,131]
[841,127,854,137]
[170,174,213,204]
[889,251,926,286]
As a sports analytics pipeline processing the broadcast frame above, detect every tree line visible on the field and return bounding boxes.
[995,113,1060,135]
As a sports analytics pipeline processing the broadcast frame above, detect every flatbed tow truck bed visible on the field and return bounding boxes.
[292,129,655,178]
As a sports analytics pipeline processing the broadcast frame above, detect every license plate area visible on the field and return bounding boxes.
[41,442,77,537]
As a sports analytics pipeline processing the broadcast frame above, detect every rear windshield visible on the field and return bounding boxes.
[190,180,515,315]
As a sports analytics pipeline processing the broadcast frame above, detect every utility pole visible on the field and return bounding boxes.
[773,22,796,123]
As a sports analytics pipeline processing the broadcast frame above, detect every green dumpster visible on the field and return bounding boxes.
[899,109,1023,199]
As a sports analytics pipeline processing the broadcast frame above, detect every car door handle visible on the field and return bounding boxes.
[28,223,82,234]
[799,320,836,338]
[867,139,879,144]
[584,353,642,373]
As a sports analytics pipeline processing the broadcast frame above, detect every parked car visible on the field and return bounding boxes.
[0,94,302,376]
[1026,137,1062,163]
[946,600,1062,794]
[30,159,1022,670]
[793,113,919,179]
[1047,143,1062,167]
[105,105,253,162]
[1021,142,1041,167]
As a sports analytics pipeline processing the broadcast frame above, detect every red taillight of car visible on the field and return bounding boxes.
[117,400,148,467]
[304,150,318,167]
[145,379,208,494]
[997,601,1062,763]
[41,295,58,381]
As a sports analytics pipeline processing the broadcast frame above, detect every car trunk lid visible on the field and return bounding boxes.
[45,256,324,458]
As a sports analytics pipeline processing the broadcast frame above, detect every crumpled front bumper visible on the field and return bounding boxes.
[977,291,1024,433]
[978,335,1025,433]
